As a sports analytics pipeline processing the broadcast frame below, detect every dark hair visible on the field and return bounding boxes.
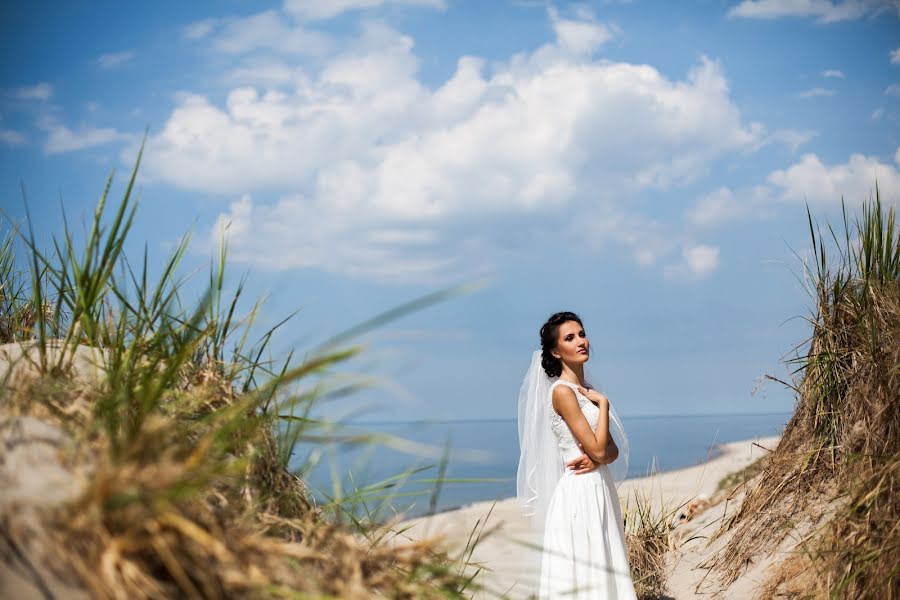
[539,311,583,378]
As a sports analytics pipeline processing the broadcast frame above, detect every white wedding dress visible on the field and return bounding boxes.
[539,379,638,599]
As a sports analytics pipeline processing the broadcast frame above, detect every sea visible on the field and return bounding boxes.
[289,412,790,519]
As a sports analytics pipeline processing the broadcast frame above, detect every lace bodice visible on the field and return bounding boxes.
[548,380,600,459]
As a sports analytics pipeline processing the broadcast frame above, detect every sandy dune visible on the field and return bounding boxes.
[391,435,780,599]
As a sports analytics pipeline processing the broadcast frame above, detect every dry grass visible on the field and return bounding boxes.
[3,370,472,599]
[714,451,770,494]
[624,487,677,600]
[1,150,479,599]
[702,192,900,598]
[812,456,900,599]
[757,553,824,600]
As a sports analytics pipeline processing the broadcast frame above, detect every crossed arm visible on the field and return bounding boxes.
[552,385,620,474]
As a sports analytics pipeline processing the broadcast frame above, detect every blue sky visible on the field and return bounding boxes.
[1,0,898,422]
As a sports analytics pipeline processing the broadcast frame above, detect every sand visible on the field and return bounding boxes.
[391,435,781,599]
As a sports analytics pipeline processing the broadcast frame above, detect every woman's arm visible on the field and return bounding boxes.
[605,438,619,463]
[552,385,610,463]
[580,386,620,464]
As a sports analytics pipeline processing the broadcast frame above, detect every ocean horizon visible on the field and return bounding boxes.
[291,411,791,519]
[346,410,793,425]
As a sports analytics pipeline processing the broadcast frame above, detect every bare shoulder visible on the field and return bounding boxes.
[552,383,576,399]
[551,384,578,413]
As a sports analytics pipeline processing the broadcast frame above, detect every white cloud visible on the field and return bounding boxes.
[892,47,900,64]
[184,18,219,39]
[10,83,52,101]
[886,83,900,96]
[38,117,123,154]
[147,46,760,199]
[768,151,900,205]
[685,245,720,277]
[688,187,739,226]
[211,193,460,281]
[664,244,720,280]
[95,50,135,69]
[872,107,884,120]
[689,150,900,227]
[822,69,844,78]
[224,60,300,86]
[754,128,816,153]
[146,17,763,280]
[687,185,773,226]
[184,11,332,55]
[283,0,445,21]
[578,208,682,268]
[0,129,26,147]
[728,0,900,23]
[799,87,836,98]
[548,7,616,56]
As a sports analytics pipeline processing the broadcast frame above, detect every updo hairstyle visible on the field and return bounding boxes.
[539,311,583,378]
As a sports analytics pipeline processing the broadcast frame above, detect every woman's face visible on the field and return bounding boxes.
[552,320,590,366]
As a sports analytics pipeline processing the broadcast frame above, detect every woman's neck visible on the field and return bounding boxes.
[559,363,586,386]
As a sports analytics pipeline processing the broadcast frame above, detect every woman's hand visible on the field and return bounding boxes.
[577,385,609,406]
[566,443,611,474]
[566,450,598,474]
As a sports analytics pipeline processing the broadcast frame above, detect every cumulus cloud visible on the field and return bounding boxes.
[211,194,462,281]
[664,244,721,280]
[95,50,135,69]
[185,2,445,44]
[185,11,332,55]
[687,185,774,226]
[183,18,218,39]
[548,7,616,56]
[684,245,720,277]
[886,83,900,96]
[283,0,445,21]
[768,151,900,204]
[822,69,845,78]
[892,47,900,64]
[38,117,123,154]
[577,208,682,268]
[147,15,763,280]
[728,0,900,23]
[147,31,760,200]
[688,150,900,227]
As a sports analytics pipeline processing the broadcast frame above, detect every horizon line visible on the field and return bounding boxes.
[344,411,794,426]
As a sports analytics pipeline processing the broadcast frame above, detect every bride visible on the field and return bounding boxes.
[517,311,638,599]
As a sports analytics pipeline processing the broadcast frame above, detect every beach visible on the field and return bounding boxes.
[392,435,780,599]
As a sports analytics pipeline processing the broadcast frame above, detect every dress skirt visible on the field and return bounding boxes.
[539,461,638,599]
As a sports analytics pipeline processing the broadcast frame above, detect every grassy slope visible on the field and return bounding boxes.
[702,192,899,599]
[0,154,479,599]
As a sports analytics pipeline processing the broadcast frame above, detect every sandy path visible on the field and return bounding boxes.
[391,435,780,599]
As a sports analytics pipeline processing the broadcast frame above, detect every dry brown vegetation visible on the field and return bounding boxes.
[703,192,900,599]
[623,483,678,599]
[0,153,478,599]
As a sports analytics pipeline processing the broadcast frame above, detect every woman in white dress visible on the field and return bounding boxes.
[517,311,638,599]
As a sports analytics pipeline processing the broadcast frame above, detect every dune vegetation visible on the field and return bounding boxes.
[2,143,896,600]
[703,190,899,599]
[0,151,481,599]
[623,487,675,600]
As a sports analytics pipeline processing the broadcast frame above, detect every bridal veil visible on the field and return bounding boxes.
[516,349,630,532]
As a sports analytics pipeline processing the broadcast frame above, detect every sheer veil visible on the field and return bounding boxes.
[516,350,562,532]
[516,350,630,534]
